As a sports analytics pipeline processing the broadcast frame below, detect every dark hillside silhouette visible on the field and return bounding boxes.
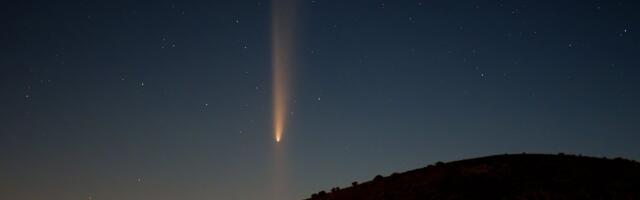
[307,154,640,200]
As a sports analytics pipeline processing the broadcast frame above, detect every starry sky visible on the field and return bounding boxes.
[1,0,640,200]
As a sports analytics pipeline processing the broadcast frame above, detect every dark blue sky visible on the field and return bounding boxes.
[1,0,639,199]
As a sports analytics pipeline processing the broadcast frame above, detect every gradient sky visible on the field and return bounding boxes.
[1,0,640,199]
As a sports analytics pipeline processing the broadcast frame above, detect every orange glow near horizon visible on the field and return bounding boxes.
[272,0,296,143]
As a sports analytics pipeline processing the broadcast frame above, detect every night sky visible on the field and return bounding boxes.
[2,0,640,199]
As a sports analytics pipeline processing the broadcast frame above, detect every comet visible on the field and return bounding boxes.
[271,1,297,198]
[272,0,297,143]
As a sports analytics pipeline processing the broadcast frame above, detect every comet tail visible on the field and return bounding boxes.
[272,0,296,143]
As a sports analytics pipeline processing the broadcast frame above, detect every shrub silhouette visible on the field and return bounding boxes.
[373,175,383,182]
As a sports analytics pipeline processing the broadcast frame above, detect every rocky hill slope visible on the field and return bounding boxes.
[307,154,640,200]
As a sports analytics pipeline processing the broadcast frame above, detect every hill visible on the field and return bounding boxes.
[307,154,640,200]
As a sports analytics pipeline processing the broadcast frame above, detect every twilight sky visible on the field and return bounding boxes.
[1,0,640,199]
